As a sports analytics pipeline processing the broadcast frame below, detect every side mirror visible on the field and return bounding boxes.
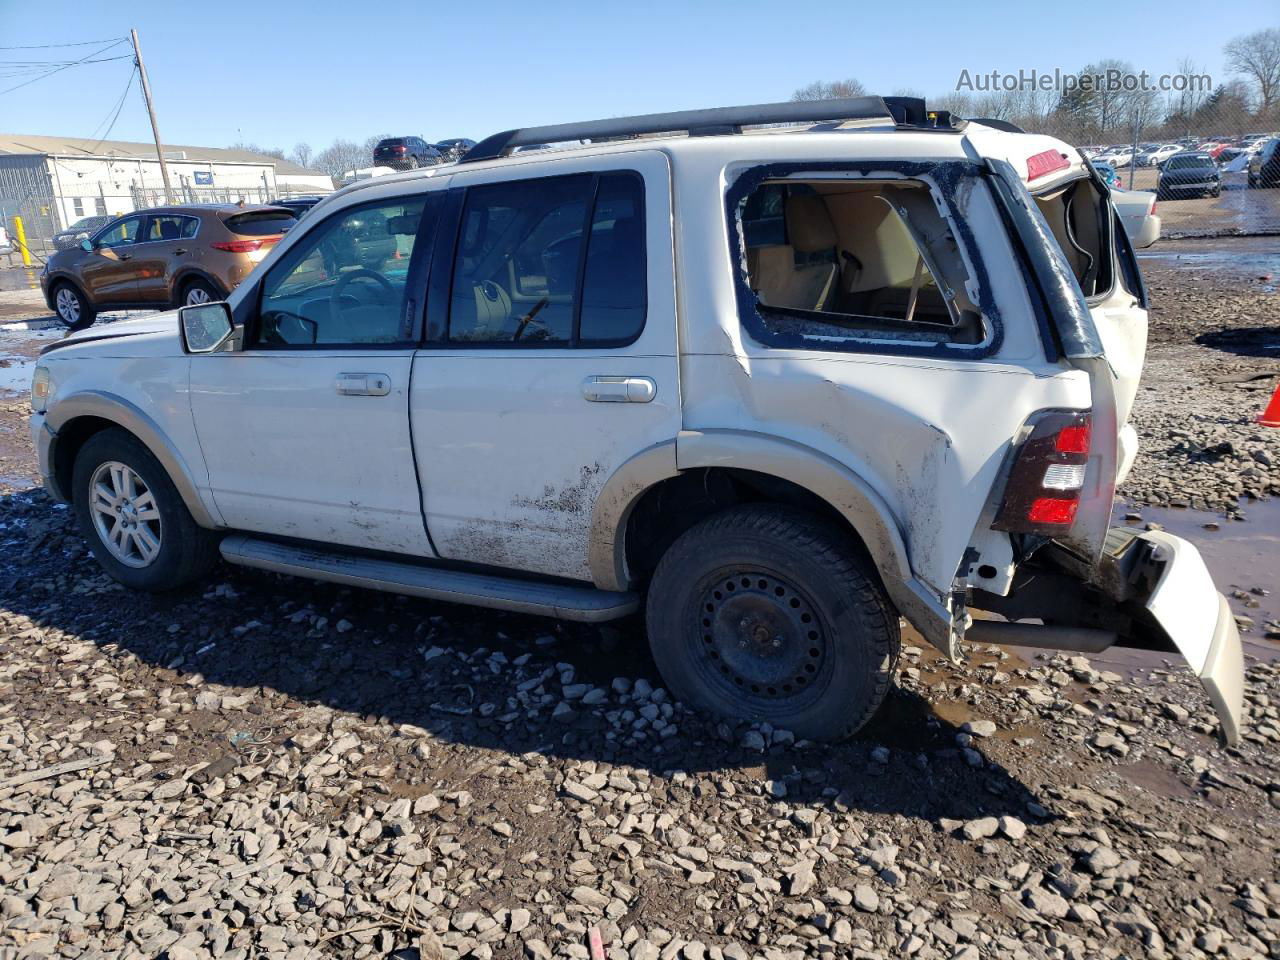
[179,301,237,354]
[79,238,94,252]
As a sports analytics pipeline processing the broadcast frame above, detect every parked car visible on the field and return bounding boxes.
[372,137,441,170]
[1110,189,1161,247]
[268,195,327,219]
[39,204,298,330]
[433,138,477,161]
[1094,148,1133,168]
[1137,144,1180,167]
[1158,152,1222,199]
[29,96,1242,746]
[51,215,113,251]
[0,224,11,256]
[1248,137,1280,188]
[1091,161,1119,188]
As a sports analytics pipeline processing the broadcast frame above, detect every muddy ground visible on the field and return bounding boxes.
[0,238,1277,960]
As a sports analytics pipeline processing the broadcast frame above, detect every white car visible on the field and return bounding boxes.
[1110,188,1161,247]
[1093,149,1133,168]
[28,97,1243,745]
[1142,144,1182,167]
[0,224,11,256]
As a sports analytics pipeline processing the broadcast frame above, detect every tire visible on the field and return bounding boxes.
[52,281,96,331]
[72,428,219,592]
[645,505,900,741]
[408,156,419,169]
[179,278,221,308]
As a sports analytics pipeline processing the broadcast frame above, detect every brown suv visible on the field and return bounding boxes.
[40,204,297,329]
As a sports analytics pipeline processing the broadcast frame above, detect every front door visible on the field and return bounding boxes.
[411,153,679,582]
[81,215,144,304]
[189,192,439,554]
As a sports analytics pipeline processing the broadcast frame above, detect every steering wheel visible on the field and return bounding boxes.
[332,268,396,310]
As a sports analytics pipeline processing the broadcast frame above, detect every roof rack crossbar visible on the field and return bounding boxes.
[461,96,899,163]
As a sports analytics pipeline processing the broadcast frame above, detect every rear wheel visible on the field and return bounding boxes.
[53,282,96,331]
[645,505,900,741]
[72,428,219,591]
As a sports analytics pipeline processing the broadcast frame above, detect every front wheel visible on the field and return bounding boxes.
[72,428,219,591]
[645,506,900,741]
[53,282,96,331]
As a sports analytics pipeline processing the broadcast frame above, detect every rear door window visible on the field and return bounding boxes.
[446,172,647,345]
[144,215,199,242]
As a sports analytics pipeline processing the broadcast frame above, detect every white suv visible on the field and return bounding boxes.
[30,97,1243,745]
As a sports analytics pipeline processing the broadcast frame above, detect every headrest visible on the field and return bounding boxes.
[785,194,837,253]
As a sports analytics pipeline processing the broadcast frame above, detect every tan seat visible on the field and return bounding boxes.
[751,194,839,312]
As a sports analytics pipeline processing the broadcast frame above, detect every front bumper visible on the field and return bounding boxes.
[32,414,65,502]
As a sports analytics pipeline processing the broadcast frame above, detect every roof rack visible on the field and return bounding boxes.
[460,96,961,163]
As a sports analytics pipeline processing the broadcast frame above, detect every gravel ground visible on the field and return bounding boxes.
[0,240,1278,960]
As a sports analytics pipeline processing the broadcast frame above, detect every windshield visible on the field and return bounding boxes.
[1166,156,1213,170]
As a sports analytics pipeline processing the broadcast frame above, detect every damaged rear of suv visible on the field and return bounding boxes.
[31,96,1243,748]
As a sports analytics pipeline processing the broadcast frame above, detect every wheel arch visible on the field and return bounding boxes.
[588,429,953,650]
[46,391,219,529]
[170,268,228,304]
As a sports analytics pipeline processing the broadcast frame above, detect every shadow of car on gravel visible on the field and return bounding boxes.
[1194,326,1280,359]
[0,485,1046,824]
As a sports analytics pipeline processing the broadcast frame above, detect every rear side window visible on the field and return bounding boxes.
[226,211,297,236]
[446,172,646,345]
[735,178,985,347]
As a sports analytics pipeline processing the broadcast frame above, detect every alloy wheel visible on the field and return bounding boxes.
[56,287,80,324]
[88,461,162,568]
[185,286,212,306]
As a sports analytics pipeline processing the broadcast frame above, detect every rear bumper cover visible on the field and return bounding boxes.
[1139,530,1244,745]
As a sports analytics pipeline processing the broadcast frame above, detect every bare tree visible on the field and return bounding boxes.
[314,139,366,181]
[791,78,866,101]
[1225,28,1280,111]
[290,142,314,168]
[228,140,286,161]
[363,133,395,156]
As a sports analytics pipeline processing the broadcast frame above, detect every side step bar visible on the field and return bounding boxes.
[219,535,640,623]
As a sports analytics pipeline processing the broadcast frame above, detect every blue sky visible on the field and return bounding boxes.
[1,0,1274,155]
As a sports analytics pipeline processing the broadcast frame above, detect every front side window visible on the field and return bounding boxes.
[446,172,646,345]
[736,178,984,348]
[95,217,142,249]
[254,197,426,347]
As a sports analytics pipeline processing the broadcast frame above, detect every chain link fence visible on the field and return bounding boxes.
[1,172,322,265]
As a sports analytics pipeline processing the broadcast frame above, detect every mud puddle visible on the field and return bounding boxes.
[1138,235,1280,283]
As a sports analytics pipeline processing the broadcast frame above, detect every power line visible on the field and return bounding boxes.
[0,38,126,50]
[85,66,139,152]
[0,38,128,96]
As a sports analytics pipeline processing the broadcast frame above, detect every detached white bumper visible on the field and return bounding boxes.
[1139,530,1244,745]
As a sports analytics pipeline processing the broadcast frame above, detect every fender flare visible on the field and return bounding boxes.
[45,390,220,529]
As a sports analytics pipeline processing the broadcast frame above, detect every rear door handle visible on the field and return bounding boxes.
[335,372,391,396]
[582,376,656,403]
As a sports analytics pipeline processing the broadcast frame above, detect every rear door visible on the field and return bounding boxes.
[133,213,198,303]
[410,151,679,582]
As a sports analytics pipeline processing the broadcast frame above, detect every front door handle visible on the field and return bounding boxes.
[118,253,132,261]
[335,372,391,396]
[582,376,656,403]
[174,247,188,255]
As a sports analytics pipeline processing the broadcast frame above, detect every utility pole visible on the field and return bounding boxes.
[130,29,173,203]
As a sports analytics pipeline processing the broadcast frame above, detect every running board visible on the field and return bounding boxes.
[219,535,639,623]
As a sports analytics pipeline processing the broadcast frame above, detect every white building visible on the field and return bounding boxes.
[0,133,334,243]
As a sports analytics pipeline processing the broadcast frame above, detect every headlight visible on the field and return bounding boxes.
[31,366,52,414]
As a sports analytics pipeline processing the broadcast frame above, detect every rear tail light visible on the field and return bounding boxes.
[992,411,1092,536]
[210,237,281,253]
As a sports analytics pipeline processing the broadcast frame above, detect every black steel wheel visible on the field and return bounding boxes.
[646,505,900,740]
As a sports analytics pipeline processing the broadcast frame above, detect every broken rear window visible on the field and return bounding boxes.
[1032,177,1114,300]
[734,178,986,349]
